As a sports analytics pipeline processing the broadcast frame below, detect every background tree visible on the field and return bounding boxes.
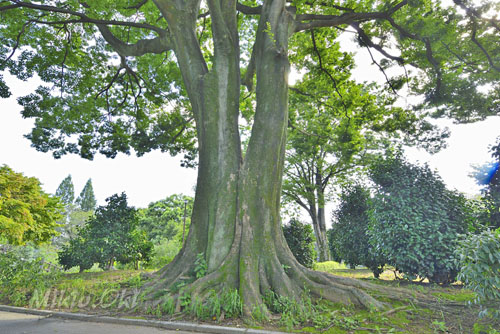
[1,0,499,313]
[53,175,94,247]
[55,175,75,205]
[282,219,316,269]
[369,153,467,283]
[137,194,193,268]
[137,194,193,243]
[330,184,386,278]
[58,233,95,273]
[75,179,96,212]
[0,165,63,245]
[283,30,448,262]
[58,193,152,271]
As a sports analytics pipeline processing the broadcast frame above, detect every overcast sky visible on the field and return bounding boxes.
[1,37,499,210]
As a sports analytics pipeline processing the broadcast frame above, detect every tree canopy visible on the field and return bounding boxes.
[0,165,63,245]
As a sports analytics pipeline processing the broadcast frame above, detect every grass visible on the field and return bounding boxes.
[8,263,499,334]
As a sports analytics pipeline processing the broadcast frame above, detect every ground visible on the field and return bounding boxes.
[3,264,499,334]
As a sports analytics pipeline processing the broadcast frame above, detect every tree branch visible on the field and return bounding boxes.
[470,20,500,72]
[350,22,404,64]
[236,3,261,15]
[6,0,165,34]
[295,11,390,32]
[97,24,172,57]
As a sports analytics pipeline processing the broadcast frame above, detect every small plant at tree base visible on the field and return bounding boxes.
[194,253,207,279]
[251,304,269,323]
[160,295,176,315]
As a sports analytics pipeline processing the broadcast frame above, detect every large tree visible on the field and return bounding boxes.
[1,0,499,314]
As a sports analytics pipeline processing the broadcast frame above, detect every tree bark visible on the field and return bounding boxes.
[315,168,331,262]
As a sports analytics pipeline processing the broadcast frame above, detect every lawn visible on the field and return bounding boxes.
[14,263,500,334]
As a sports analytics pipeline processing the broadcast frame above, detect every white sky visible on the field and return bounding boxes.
[1,35,499,209]
[0,73,197,208]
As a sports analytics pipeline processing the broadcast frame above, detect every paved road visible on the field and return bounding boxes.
[0,311,197,334]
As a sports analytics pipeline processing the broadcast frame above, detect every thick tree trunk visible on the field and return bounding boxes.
[145,0,400,316]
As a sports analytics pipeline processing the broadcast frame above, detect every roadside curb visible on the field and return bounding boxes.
[0,305,286,334]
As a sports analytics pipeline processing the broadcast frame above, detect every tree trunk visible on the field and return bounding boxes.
[315,170,331,262]
[145,0,396,315]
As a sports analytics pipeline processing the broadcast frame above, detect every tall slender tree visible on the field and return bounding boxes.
[1,0,499,313]
[55,174,75,205]
[76,179,96,212]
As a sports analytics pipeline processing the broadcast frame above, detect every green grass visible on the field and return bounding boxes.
[313,261,347,272]
[12,265,496,334]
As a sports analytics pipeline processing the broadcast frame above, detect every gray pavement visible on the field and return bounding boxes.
[0,311,195,334]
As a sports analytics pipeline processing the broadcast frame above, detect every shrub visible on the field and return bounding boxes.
[283,219,317,268]
[457,229,500,318]
[0,246,60,306]
[58,193,153,271]
[146,238,182,269]
[369,154,467,283]
[330,184,386,277]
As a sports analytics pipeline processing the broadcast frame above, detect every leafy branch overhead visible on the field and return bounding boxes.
[0,0,498,161]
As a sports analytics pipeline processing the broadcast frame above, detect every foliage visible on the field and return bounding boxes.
[55,174,75,205]
[471,138,500,230]
[58,193,152,271]
[137,194,193,243]
[283,27,449,261]
[282,219,317,268]
[0,245,60,305]
[116,229,154,270]
[369,153,468,283]
[53,175,94,247]
[484,139,500,229]
[194,252,207,279]
[0,165,63,245]
[58,234,95,272]
[331,184,386,277]
[457,229,500,319]
[146,237,182,269]
[75,178,96,211]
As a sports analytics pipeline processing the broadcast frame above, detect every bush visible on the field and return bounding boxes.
[0,245,60,306]
[283,219,317,268]
[58,193,153,271]
[146,238,182,269]
[58,235,95,272]
[330,185,386,277]
[369,154,467,283]
[457,229,500,318]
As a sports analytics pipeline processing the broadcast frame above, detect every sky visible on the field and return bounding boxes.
[0,73,197,208]
[1,38,499,210]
